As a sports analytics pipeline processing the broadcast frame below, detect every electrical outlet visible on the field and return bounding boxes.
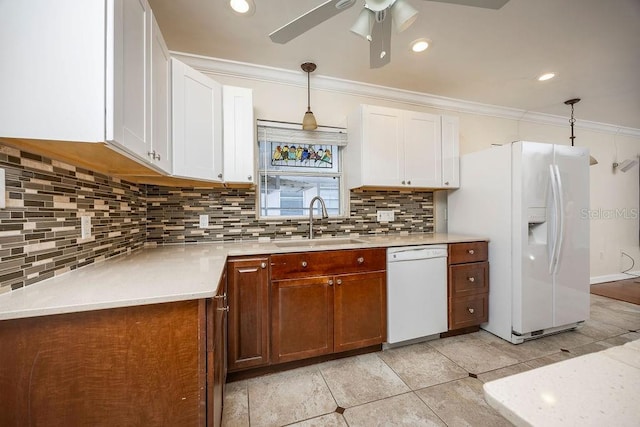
[199,214,209,229]
[80,215,91,239]
[377,210,394,222]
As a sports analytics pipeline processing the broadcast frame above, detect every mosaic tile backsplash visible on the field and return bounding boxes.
[0,144,147,294]
[1,143,434,293]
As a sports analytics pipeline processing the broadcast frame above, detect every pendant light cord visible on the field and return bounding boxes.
[307,70,311,112]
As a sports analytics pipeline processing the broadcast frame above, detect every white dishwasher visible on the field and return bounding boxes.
[386,245,448,346]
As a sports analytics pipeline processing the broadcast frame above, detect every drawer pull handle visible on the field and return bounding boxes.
[214,292,227,299]
[468,307,475,314]
[301,261,308,268]
[336,279,342,285]
[218,306,230,312]
[260,262,267,269]
[357,257,365,264]
[468,277,475,283]
[468,249,475,255]
[328,279,334,286]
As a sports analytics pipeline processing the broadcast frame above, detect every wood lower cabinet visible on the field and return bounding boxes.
[448,241,489,331]
[210,268,228,427]
[0,298,224,426]
[271,249,387,364]
[227,256,270,371]
[271,276,334,363]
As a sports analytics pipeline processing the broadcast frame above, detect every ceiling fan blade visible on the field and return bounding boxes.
[370,16,392,69]
[422,0,510,9]
[269,0,356,44]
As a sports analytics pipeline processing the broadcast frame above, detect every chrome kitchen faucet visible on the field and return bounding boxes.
[308,196,328,239]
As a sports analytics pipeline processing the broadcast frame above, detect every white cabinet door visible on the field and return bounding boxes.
[149,13,171,173]
[403,111,441,187]
[223,86,255,184]
[440,115,459,188]
[0,0,106,142]
[172,58,223,181]
[362,105,404,186]
[110,0,151,160]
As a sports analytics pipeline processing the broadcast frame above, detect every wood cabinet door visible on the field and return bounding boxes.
[210,269,228,427]
[334,271,387,352]
[227,257,270,371]
[271,277,334,364]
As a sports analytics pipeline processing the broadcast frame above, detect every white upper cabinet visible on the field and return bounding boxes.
[0,0,107,142]
[171,58,223,182]
[149,13,172,173]
[346,105,458,189]
[223,86,255,184]
[0,0,171,173]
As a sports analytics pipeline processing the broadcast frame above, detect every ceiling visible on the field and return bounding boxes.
[148,0,640,130]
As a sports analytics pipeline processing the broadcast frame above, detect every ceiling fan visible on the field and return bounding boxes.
[269,0,510,68]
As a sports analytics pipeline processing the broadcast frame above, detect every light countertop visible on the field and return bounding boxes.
[483,339,640,426]
[0,233,486,321]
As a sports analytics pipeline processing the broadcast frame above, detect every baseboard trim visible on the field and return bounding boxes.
[590,271,640,284]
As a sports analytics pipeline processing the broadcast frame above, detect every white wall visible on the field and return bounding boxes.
[185,55,640,281]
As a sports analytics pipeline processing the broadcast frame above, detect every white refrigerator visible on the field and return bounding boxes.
[448,141,590,344]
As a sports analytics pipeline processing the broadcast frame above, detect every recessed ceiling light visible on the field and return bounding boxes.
[228,0,255,15]
[410,38,430,53]
[537,72,556,81]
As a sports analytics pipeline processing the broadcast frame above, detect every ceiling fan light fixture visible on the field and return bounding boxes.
[301,62,318,131]
[228,0,255,15]
[350,8,374,41]
[366,0,396,12]
[391,0,418,33]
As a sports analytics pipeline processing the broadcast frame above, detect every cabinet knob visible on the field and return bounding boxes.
[218,306,230,312]
[156,154,161,160]
[218,173,223,179]
[301,261,308,268]
[467,307,475,314]
[247,175,252,181]
[214,292,227,299]
[407,180,411,185]
[468,249,475,255]
[336,279,342,285]
[357,257,364,264]
[328,279,334,286]
[401,180,406,185]
[468,277,475,283]
[445,181,449,186]
[260,262,267,269]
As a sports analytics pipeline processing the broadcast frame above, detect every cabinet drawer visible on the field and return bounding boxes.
[448,242,488,264]
[270,248,386,280]
[449,262,489,297]
[449,294,488,330]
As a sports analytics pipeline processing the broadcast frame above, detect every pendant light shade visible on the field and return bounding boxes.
[301,62,318,130]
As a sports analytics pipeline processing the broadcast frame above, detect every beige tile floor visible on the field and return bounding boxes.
[222,294,640,427]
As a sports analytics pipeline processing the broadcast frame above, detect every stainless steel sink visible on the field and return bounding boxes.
[274,238,365,248]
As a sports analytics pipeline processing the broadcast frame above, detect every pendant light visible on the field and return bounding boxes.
[564,98,598,166]
[301,62,318,130]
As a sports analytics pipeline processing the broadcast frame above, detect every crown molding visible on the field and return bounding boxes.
[171,51,640,138]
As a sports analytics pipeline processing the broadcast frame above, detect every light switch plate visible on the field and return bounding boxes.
[0,168,5,208]
[377,210,394,222]
[80,215,91,239]
[199,214,209,228]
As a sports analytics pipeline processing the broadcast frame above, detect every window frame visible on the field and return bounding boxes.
[256,120,348,220]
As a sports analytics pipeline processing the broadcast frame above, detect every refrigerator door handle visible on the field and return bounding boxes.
[548,165,560,274]
[553,164,565,275]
